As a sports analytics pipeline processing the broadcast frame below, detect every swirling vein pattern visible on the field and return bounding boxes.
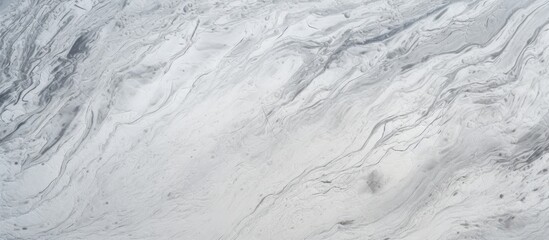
[2,0,549,239]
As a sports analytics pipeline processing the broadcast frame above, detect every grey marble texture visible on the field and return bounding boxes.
[2,0,549,239]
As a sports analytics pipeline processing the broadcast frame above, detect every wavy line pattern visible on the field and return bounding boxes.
[2,0,549,239]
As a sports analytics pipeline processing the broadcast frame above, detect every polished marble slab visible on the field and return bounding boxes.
[2,0,549,239]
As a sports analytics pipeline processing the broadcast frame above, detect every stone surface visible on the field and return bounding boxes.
[2,0,549,239]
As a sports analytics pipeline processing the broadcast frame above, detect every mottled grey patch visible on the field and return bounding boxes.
[499,215,515,229]
[366,170,383,193]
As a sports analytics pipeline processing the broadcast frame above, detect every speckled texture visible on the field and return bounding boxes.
[2,0,549,239]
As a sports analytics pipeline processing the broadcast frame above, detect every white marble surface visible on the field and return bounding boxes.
[2,0,549,239]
